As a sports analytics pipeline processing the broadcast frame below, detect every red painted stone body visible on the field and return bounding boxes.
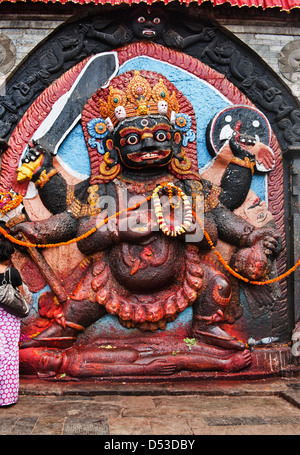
[0,42,286,379]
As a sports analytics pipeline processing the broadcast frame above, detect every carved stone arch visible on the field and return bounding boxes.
[1,7,299,148]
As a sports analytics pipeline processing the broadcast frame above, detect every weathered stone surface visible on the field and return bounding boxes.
[3,378,300,435]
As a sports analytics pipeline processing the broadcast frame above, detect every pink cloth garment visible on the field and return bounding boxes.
[0,307,20,406]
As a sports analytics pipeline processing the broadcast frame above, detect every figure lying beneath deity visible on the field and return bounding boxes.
[19,342,252,378]
[10,70,282,374]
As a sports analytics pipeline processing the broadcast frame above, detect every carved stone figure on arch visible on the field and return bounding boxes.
[83,5,216,50]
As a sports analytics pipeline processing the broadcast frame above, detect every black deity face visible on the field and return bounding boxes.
[112,116,176,170]
[130,7,166,40]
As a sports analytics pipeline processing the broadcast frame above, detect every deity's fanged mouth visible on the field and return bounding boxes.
[128,150,170,162]
[142,29,156,36]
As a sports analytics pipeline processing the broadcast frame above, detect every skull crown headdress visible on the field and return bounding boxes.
[99,70,180,130]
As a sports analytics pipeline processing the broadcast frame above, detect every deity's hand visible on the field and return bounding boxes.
[229,123,256,160]
[255,145,275,171]
[9,221,38,243]
[229,122,275,172]
[245,227,282,258]
[27,143,53,167]
[17,142,53,184]
[229,224,283,280]
[118,209,158,243]
[9,211,76,246]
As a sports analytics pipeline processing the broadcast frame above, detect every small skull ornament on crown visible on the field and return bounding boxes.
[99,70,180,131]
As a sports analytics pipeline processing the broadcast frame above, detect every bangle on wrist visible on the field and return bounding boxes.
[240,225,255,247]
[35,168,58,188]
[230,156,255,175]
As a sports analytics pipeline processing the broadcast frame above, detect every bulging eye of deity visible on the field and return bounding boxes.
[155,131,168,142]
[126,134,139,146]
[114,116,175,170]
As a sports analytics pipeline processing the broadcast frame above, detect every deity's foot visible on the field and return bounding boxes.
[223,349,252,372]
[192,323,246,351]
[19,321,83,349]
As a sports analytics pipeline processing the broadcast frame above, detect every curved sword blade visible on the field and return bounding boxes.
[31,52,119,155]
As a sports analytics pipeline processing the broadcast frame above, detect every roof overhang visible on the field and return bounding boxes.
[0,0,299,13]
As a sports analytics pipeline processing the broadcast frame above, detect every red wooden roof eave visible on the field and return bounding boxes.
[0,0,299,12]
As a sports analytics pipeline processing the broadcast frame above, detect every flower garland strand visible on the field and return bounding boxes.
[0,195,152,249]
[152,182,193,237]
[191,209,299,286]
[0,183,299,286]
[0,192,23,216]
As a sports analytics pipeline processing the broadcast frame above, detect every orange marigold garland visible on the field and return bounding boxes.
[0,191,23,216]
[0,184,298,286]
[0,195,152,249]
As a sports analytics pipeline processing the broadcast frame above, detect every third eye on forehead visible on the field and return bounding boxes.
[136,117,170,128]
[118,118,171,138]
[117,116,170,129]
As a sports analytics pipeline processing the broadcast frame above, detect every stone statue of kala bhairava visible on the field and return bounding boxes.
[9,70,282,378]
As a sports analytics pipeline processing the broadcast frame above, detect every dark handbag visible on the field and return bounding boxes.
[0,267,30,318]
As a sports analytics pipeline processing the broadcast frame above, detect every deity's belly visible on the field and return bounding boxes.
[109,235,185,293]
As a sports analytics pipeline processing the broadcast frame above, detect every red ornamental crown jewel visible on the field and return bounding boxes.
[98,70,180,130]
